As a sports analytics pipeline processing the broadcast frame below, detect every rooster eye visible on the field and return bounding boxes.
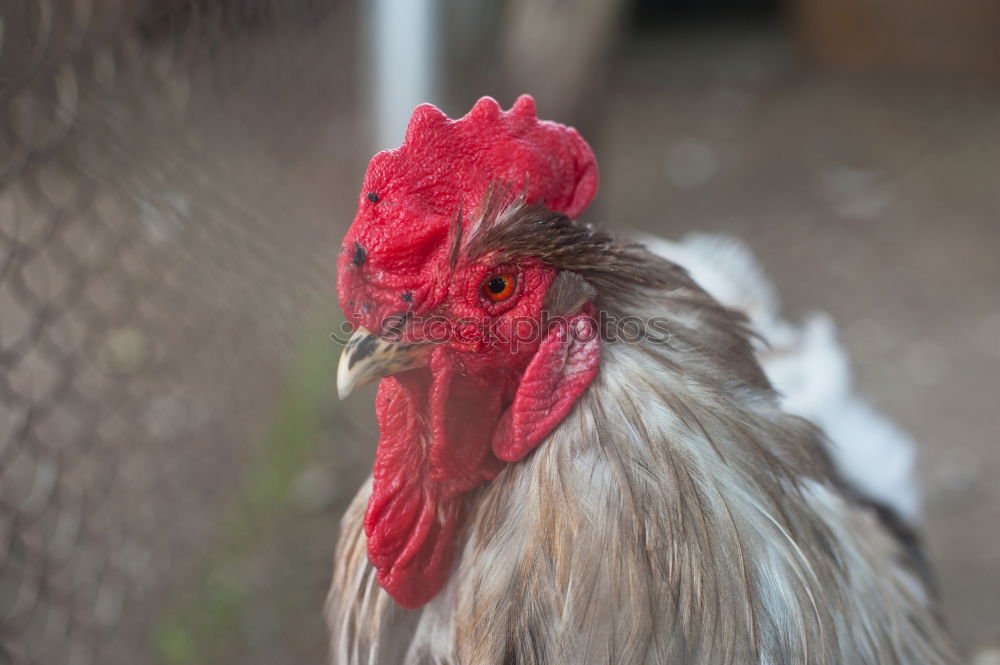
[482,274,516,302]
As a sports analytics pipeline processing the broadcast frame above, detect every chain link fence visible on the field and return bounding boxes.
[1,2,372,663]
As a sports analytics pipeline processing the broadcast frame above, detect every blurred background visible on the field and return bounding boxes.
[0,0,997,663]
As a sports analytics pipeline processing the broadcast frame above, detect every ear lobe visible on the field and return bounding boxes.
[491,311,600,463]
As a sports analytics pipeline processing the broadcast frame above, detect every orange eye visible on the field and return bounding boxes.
[482,274,516,302]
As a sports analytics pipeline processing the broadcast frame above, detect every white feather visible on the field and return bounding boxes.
[644,233,921,522]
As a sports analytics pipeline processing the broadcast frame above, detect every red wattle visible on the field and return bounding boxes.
[364,350,507,608]
[364,314,601,608]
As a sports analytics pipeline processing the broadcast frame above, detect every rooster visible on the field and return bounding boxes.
[327,96,958,665]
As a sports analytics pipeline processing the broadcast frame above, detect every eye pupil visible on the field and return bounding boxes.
[482,273,516,302]
[487,277,507,294]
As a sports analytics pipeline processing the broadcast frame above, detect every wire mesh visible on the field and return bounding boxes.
[0,2,368,663]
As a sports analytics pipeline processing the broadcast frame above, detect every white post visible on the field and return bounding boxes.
[368,0,440,151]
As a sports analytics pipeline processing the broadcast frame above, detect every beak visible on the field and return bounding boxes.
[337,326,431,399]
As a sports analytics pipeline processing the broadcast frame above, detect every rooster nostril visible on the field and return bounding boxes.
[401,292,413,303]
[352,242,367,267]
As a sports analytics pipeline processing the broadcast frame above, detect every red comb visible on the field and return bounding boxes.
[364,95,596,221]
[349,96,596,259]
[339,95,598,331]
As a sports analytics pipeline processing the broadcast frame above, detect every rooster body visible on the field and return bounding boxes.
[327,98,957,665]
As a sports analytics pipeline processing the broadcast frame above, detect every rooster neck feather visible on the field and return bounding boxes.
[327,205,957,665]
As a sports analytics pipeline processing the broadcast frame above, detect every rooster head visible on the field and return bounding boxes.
[336,96,601,608]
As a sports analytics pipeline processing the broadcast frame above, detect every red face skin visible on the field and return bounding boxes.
[337,96,601,608]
